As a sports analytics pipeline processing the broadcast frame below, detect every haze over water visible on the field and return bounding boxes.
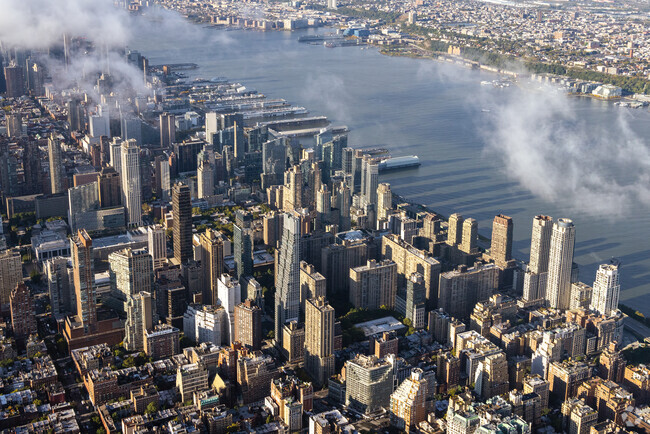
[134,22,650,314]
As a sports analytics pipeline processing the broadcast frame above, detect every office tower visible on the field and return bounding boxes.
[342,147,354,175]
[176,363,209,403]
[263,211,284,247]
[233,210,253,280]
[6,112,22,137]
[120,139,142,227]
[4,64,25,98]
[345,355,396,414]
[381,234,441,309]
[447,213,464,246]
[299,261,326,314]
[48,136,64,194]
[234,299,262,350]
[403,272,426,328]
[183,304,227,345]
[590,261,621,316]
[155,155,171,201]
[217,274,241,345]
[45,257,72,316]
[72,230,96,332]
[336,182,352,229]
[110,139,122,174]
[362,157,379,207]
[173,183,192,264]
[349,259,398,310]
[147,225,166,270]
[283,165,303,211]
[67,181,99,232]
[10,282,36,339]
[262,138,287,188]
[199,228,225,306]
[67,99,82,132]
[305,296,335,385]
[491,214,513,267]
[282,321,305,363]
[25,59,44,96]
[275,213,301,348]
[125,291,155,352]
[159,112,176,148]
[438,263,500,319]
[377,183,392,222]
[197,148,214,199]
[97,167,121,208]
[390,369,427,431]
[0,249,22,310]
[545,219,576,310]
[523,215,554,302]
[460,218,478,254]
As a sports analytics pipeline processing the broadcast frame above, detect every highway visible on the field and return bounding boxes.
[624,316,650,340]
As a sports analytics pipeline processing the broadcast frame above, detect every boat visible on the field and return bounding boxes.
[378,155,420,172]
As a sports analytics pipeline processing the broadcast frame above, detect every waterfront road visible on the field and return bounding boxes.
[624,316,650,340]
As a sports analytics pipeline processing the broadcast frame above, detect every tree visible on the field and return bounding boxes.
[145,402,158,415]
[30,270,42,284]
[266,414,273,424]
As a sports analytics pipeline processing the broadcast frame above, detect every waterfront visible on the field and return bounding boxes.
[134,24,650,313]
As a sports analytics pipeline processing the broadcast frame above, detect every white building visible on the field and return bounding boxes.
[183,304,228,345]
[590,262,620,316]
[120,139,142,227]
[217,274,241,344]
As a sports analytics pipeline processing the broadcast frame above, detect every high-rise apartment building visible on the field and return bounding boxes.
[125,291,155,352]
[98,167,122,208]
[377,183,392,223]
[490,214,513,267]
[447,213,464,246]
[147,225,166,270]
[45,257,72,316]
[159,112,176,148]
[217,274,241,345]
[590,262,621,316]
[460,218,478,254]
[349,259,398,310]
[183,304,227,345]
[197,149,214,199]
[233,210,253,280]
[545,219,576,310]
[0,249,22,311]
[72,229,96,332]
[305,296,335,385]
[523,215,553,302]
[199,228,225,306]
[283,165,303,211]
[10,282,36,339]
[120,139,142,227]
[275,213,301,348]
[234,299,262,350]
[438,263,500,319]
[402,272,426,328]
[4,65,25,98]
[299,261,326,314]
[172,182,192,264]
[361,157,379,208]
[48,136,64,194]
[108,248,153,314]
[390,369,428,431]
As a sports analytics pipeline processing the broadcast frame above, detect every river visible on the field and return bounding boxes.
[132,21,650,314]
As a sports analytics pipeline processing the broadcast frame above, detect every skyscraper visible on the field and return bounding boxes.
[159,112,176,148]
[490,214,513,267]
[217,274,241,344]
[0,249,22,311]
[98,167,122,208]
[109,248,153,303]
[197,147,214,198]
[45,257,72,316]
[349,259,398,310]
[125,291,155,351]
[172,183,192,264]
[447,213,464,246]
[305,296,335,385]
[48,135,64,194]
[233,210,253,280]
[460,218,478,254]
[72,229,96,333]
[10,282,36,340]
[120,139,142,227]
[110,138,122,174]
[390,369,428,431]
[147,225,167,270]
[545,218,576,310]
[275,213,301,348]
[4,64,25,98]
[234,299,263,350]
[362,157,379,208]
[377,183,392,223]
[345,354,396,414]
[283,165,303,211]
[590,261,621,316]
[199,228,225,306]
[523,215,553,302]
[299,261,326,315]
